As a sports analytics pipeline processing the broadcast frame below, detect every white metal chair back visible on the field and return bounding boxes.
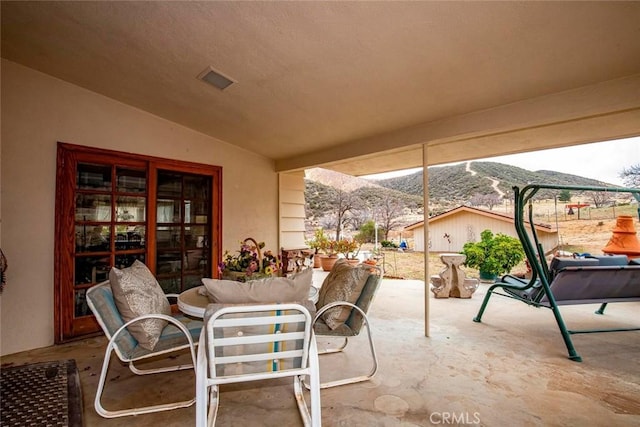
[196,302,321,427]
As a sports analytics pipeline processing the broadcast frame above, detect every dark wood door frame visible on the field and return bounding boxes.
[54,142,222,343]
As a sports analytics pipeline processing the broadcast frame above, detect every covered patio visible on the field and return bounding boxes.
[3,274,639,426]
[2,2,640,425]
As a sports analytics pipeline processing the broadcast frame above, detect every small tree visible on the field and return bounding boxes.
[356,220,382,243]
[331,187,355,241]
[586,191,610,208]
[469,193,502,210]
[461,230,525,277]
[306,228,328,254]
[558,189,572,202]
[620,164,640,187]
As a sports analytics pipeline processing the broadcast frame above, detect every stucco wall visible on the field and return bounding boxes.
[0,59,279,356]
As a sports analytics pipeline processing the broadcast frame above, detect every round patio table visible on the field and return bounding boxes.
[178,285,319,318]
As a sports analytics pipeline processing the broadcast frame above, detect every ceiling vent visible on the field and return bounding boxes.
[197,67,235,91]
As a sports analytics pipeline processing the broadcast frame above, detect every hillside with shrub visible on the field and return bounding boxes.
[304,162,624,242]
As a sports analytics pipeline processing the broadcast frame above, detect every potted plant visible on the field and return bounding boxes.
[306,228,328,268]
[335,238,362,265]
[318,238,339,271]
[461,229,525,281]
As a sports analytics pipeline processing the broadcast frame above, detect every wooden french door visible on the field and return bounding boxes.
[55,143,222,342]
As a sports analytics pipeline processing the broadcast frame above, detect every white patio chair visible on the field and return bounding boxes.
[196,302,321,427]
[86,281,201,418]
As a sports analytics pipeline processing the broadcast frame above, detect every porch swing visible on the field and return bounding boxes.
[473,183,640,361]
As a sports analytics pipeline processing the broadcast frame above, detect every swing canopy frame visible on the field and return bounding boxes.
[473,183,640,362]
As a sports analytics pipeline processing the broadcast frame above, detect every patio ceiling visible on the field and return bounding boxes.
[2,2,640,175]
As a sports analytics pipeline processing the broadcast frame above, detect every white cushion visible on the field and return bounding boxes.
[202,267,312,303]
[109,260,171,351]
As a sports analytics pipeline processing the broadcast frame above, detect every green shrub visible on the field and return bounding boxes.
[381,240,398,248]
[461,230,525,277]
[357,220,382,243]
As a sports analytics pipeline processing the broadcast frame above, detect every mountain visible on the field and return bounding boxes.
[373,161,615,202]
[304,168,382,192]
[303,162,621,234]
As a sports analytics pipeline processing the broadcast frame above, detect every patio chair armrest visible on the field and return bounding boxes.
[165,293,180,301]
[313,301,357,322]
[500,274,538,290]
[312,301,371,331]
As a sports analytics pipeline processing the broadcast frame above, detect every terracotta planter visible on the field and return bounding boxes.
[346,258,360,266]
[602,215,640,258]
[320,255,338,271]
[313,254,323,268]
[362,259,378,273]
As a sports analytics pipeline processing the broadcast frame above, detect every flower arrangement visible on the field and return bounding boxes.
[218,237,280,282]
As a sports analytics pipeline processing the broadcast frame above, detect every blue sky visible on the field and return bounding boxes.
[364,136,639,186]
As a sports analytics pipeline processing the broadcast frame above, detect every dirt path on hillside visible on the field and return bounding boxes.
[487,176,505,198]
[465,161,505,198]
[465,161,477,176]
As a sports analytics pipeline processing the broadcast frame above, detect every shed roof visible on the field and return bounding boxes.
[404,205,555,233]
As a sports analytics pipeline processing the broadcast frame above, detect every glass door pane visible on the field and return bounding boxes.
[77,163,111,190]
[73,163,147,317]
[155,170,211,294]
[157,172,182,197]
[75,194,111,222]
[116,167,146,193]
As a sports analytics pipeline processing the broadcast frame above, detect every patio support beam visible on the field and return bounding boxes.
[424,107,640,166]
[422,144,430,337]
[275,74,640,176]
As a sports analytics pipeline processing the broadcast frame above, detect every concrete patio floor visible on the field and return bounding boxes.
[2,273,640,426]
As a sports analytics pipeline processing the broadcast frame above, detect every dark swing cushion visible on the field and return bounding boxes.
[549,257,599,279]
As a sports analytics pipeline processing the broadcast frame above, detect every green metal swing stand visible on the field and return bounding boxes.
[473,183,640,362]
